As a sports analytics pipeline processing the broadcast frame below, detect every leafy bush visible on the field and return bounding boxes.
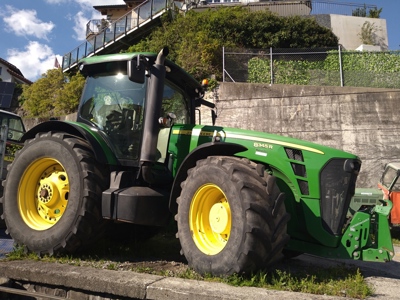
[127,7,338,81]
[248,58,324,85]
[248,50,400,88]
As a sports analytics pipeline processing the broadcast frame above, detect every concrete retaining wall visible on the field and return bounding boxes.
[201,83,400,187]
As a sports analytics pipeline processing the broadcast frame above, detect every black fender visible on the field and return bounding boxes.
[169,142,247,214]
[21,120,117,165]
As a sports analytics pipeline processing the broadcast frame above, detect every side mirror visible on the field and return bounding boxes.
[127,55,145,84]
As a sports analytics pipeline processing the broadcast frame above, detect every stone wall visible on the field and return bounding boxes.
[203,83,400,188]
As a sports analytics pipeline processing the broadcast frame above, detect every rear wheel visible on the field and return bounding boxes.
[2,132,107,255]
[176,156,290,275]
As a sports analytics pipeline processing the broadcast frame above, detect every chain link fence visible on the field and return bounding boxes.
[223,47,400,89]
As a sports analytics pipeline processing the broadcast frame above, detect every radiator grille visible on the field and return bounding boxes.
[297,179,309,195]
[285,148,303,162]
[320,159,360,235]
[291,163,307,177]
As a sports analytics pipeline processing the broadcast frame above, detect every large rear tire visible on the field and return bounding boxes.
[2,132,107,255]
[176,156,290,275]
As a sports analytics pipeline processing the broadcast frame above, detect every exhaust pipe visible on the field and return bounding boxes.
[140,47,169,184]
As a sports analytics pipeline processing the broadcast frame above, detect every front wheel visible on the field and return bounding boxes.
[176,156,290,275]
[2,132,107,255]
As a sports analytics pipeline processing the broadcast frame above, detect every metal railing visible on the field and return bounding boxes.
[62,0,168,72]
[203,0,378,16]
[223,46,400,89]
[309,1,377,15]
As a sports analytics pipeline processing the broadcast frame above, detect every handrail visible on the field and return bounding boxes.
[62,0,168,72]
[205,0,377,16]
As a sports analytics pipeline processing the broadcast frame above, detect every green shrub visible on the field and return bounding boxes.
[248,50,400,88]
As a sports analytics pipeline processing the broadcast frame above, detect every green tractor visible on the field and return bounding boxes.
[1,48,394,275]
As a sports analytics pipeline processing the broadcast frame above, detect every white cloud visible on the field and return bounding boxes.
[7,42,61,81]
[83,0,126,7]
[45,0,125,9]
[44,0,116,41]
[72,11,103,41]
[72,12,89,41]
[44,0,67,3]
[2,6,55,40]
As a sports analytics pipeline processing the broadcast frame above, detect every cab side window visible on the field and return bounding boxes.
[161,83,189,124]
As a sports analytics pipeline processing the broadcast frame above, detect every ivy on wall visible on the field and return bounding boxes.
[248,51,400,88]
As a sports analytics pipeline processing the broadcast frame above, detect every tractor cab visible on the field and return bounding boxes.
[76,51,200,167]
[78,72,189,163]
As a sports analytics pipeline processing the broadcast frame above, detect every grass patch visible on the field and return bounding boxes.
[2,226,375,299]
[218,265,373,299]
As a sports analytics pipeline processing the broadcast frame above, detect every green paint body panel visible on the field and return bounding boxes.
[349,188,383,217]
[168,124,361,250]
[64,121,118,165]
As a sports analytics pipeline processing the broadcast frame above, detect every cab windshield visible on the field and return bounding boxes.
[79,72,189,161]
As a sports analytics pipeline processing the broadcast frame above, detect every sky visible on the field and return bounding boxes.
[0,0,126,81]
[0,0,399,82]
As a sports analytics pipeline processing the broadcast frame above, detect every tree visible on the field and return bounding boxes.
[127,7,338,81]
[21,69,84,118]
[56,72,85,115]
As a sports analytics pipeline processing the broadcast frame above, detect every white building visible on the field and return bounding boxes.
[0,58,32,85]
[0,58,31,109]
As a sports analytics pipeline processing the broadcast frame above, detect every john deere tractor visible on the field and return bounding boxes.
[1,48,394,275]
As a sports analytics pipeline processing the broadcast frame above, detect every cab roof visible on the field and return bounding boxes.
[79,52,202,99]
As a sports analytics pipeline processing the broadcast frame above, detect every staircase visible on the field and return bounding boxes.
[62,0,169,72]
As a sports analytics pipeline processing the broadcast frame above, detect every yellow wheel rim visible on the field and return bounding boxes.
[18,158,69,230]
[189,184,231,255]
